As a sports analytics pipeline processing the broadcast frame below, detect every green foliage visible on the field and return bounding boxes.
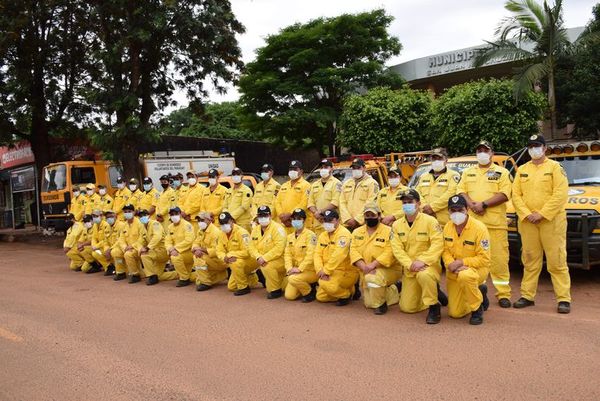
[430,79,547,155]
[338,87,432,154]
[238,9,403,154]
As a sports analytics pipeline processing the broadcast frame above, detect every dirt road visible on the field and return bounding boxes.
[1,242,599,401]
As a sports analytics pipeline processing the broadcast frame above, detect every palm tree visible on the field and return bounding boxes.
[474,0,570,139]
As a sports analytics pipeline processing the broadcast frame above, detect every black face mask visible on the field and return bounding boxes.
[65,220,74,228]
[161,183,169,189]
[365,218,379,228]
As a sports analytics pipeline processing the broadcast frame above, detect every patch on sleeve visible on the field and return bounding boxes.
[480,239,490,250]
[338,236,348,248]
[186,224,192,232]
[435,224,442,233]
[277,227,286,237]
[453,174,460,183]
[310,234,317,246]
[242,234,250,245]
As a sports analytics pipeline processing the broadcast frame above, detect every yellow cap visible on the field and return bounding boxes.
[363,201,380,214]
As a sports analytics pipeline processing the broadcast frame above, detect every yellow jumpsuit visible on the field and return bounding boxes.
[274,178,311,234]
[512,158,570,302]
[252,179,281,218]
[84,193,102,215]
[442,217,491,318]
[216,224,259,291]
[415,168,460,226]
[458,164,512,299]
[113,187,132,219]
[140,188,161,214]
[284,229,318,300]
[350,223,401,308]
[182,184,206,220]
[69,195,86,221]
[118,217,147,277]
[339,175,379,226]
[223,184,253,231]
[249,221,287,292]
[157,187,178,230]
[202,184,228,223]
[165,220,195,281]
[129,189,145,211]
[191,223,228,286]
[307,177,341,235]
[391,213,444,313]
[314,225,358,302]
[140,219,175,281]
[68,223,95,272]
[104,220,127,274]
[64,222,87,270]
[375,185,408,223]
[91,220,112,270]
[98,194,114,213]
[176,185,190,209]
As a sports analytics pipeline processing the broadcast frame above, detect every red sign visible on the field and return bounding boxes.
[0,141,35,170]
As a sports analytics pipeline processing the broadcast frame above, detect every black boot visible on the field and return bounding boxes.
[426,303,442,324]
[479,284,489,311]
[557,301,571,314]
[336,297,351,306]
[176,279,191,287]
[256,269,267,288]
[437,283,448,307]
[196,283,212,291]
[146,275,159,286]
[104,264,115,276]
[395,280,402,293]
[514,297,535,309]
[113,272,126,281]
[469,304,484,325]
[128,274,141,284]
[374,302,388,315]
[234,286,251,296]
[352,282,361,300]
[86,263,102,274]
[302,284,317,303]
[267,289,283,299]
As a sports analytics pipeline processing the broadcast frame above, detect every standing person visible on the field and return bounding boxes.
[284,209,318,302]
[249,206,287,299]
[182,170,205,221]
[416,147,460,226]
[252,163,281,219]
[339,158,379,230]
[118,204,146,284]
[442,195,491,325]
[84,184,101,215]
[223,167,253,231]
[165,207,195,287]
[191,212,228,291]
[140,177,161,217]
[275,160,311,234]
[391,189,446,324]
[201,169,228,223]
[128,178,144,211]
[69,187,85,221]
[457,140,512,308]
[173,172,188,207]
[350,203,401,315]
[113,176,132,221]
[138,209,175,285]
[96,184,114,212]
[314,210,358,306]
[307,159,341,236]
[375,166,407,227]
[512,134,571,313]
[157,174,178,230]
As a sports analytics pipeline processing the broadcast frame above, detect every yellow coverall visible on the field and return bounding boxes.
[274,178,311,234]
[157,187,178,230]
[165,220,195,281]
[339,175,379,226]
[129,189,144,211]
[176,185,190,209]
[249,221,287,292]
[183,184,206,220]
[69,195,86,221]
[442,217,491,318]
[375,185,408,223]
[84,193,102,215]
[91,220,112,270]
[140,219,176,281]
[113,187,132,219]
[458,164,512,299]
[391,213,444,313]
[140,188,160,214]
[512,158,570,302]
[314,225,358,302]
[416,168,460,225]
[100,220,126,274]
[202,184,228,224]
[223,184,253,231]
[284,228,318,300]
[307,176,341,235]
[64,222,84,270]
[216,224,259,291]
[252,179,281,218]
[69,224,95,272]
[118,217,147,277]
[191,223,228,286]
[98,194,114,213]
[350,223,401,308]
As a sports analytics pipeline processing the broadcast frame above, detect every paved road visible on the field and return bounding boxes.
[1,242,599,401]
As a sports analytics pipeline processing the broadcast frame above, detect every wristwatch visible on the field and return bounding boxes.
[482,201,488,210]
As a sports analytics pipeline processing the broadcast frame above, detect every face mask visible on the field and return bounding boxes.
[99,189,107,196]
[320,169,330,178]
[476,152,491,165]
[84,222,93,229]
[261,172,270,181]
[258,216,270,227]
[117,183,125,190]
[188,178,197,186]
[450,212,467,225]
[198,221,208,231]
[402,203,417,216]
[528,146,545,160]
[232,175,242,184]
[323,222,336,233]
[220,224,232,234]
[208,178,217,186]
[388,178,400,188]
[124,212,134,220]
[86,190,94,196]
[352,169,363,179]
[291,219,304,230]
[65,220,74,228]
[106,217,116,226]
[365,218,379,228]
[93,217,102,225]
[288,170,299,180]
[432,160,445,172]
[129,184,137,192]
[172,180,181,188]
[73,192,80,198]
[139,216,150,224]
[161,183,169,189]
[170,215,181,224]
[143,184,152,191]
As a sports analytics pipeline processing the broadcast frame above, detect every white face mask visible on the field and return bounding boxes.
[117,183,125,190]
[73,192,80,198]
[124,212,134,220]
[261,172,270,181]
[208,178,217,186]
[220,223,232,234]
[352,169,363,179]
[388,177,400,188]
[198,221,208,231]
[232,175,242,184]
[320,168,330,178]
[188,177,197,186]
[476,152,491,166]
[450,212,467,226]
[92,217,102,224]
[99,189,106,196]
[528,146,545,160]
[84,222,93,229]
[432,160,445,172]
[288,170,299,180]
[129,184,137,192]
[258,216,270,227]
[170,215,181,224]
[86,190,94,196]
[323,222,336,233]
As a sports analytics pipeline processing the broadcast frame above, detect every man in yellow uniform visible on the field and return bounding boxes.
[202,169,227,223]
[182,170,205,221]
[458,140,512,308]
[442,195,491,325]
[339,158,379,230]
[350,202,401,315]
[391,189,446,324]
[69,187,85,221]
[173,173,188,207]
[157,174,178,230]
[97,210,123,276]
[512,134,571,313]
[113,176,132,221]
[96,184,114,212]
[223,167,253,231]
[138,209,176,285]
[416,147,460,226]
[118,204,147,284]
[165,206,195,287]
[111,205,134,281]
[216,212,259,296]
[140,177,161,217]
[128,178,144,211]
[249,206,287,299]
[64,214,96,272]
[284,209,318,302]
[89,209,111,274]
[63,213,85,270]
[252,163,280,219]
[191,212,228,291]
[84,184,102,215]
[307,159,341,236]
[375,166,407,226]
[275,160,311,234]
[315,210,358,306]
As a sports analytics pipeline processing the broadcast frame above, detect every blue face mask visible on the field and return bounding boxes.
[139,216,150,224]
[402,203,417,216]
[291,219,304,230]
[106,217,116,225]
[172,180,181,188]
[124,212,134,220]
[143,184,152,191]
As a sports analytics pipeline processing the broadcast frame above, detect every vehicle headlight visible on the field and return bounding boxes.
[62,208,68,214]
[42,210,46,215]
[506,213,518,228]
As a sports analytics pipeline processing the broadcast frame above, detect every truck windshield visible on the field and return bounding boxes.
[555,156,600,186]
[42,164,67,191]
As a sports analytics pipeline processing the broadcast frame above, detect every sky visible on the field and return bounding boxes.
[184,0,598,106]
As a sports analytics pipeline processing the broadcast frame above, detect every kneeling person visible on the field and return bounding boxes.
[284,209,318,302]
[165,207,195,287]
[138,209,175,285]
[191,212,228,291]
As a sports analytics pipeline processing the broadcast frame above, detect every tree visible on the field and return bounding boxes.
[474,0,570,139]
[430,79,546,156]
[238,9,403,156]
[86,0,244,178]
[338,86,433,154]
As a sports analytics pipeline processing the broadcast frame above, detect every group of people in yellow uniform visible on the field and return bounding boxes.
[63,134,572,325]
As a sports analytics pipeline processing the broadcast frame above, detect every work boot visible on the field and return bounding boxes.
[257,269,267,288]
[469,304,484,325]
[113,272,126,281]
[176,279,191,287]
[196,283,212,291]
[234,286,251,296]
[479,284,489,311]
[302,285,317,303]
[437,283,448,307]
[146,275,159,286]
[498,298,512,308]
[267,289,283,299]
[513,297,535,309]
[557,301,571,314]
[104,265,115,276]
[86,264,102,274]
[336,297,351,306]
[352,282,361,300]
[128,275,141,284]
[374,302,388,315]
[426,304,441,324]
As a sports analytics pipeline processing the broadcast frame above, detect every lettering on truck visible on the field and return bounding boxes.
[568,197,599,205]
